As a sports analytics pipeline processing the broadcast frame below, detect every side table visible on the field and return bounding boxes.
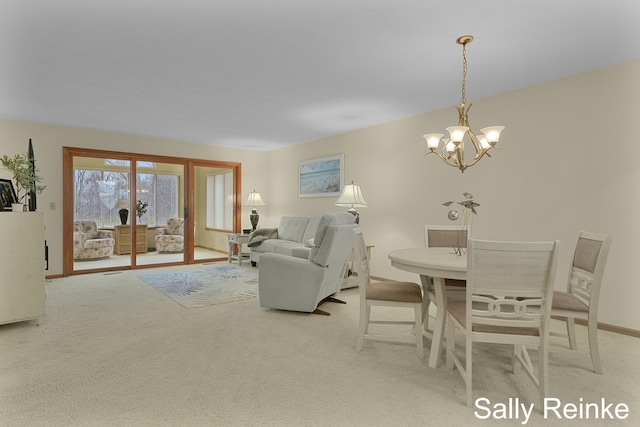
[227,233,250,266]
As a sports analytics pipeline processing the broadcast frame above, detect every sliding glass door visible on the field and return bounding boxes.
[63,148,241,275]
[135,159,185,266]
[193,164,238,261]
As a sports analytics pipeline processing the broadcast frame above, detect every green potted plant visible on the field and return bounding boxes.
[136,199,148,222]
[0,153,46,212]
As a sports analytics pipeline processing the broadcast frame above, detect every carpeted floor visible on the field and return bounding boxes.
[0,262,638,426]
[138,264,258,308]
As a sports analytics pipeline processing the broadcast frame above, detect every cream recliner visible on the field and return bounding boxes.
[258,211,356,315]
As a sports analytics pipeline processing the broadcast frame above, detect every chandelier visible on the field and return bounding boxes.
[422,35,504,173]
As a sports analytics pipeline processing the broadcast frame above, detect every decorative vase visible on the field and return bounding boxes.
[12,203,24,212]
[28,139,37,212]
[119,208,129,225]
[250,209,260,231]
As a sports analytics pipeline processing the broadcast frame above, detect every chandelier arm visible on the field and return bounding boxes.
[464,147,494,169]
[467,129,483,154]
[454,146,464,167]
[425,151,463,169]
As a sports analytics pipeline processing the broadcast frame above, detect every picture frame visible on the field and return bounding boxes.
[0,179,18,211]
[298,154,344,198]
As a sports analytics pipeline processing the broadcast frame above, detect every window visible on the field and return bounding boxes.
[74,169,130,226]
[206,171,233,230]
[73,159,179,227]
[136,172,179,226]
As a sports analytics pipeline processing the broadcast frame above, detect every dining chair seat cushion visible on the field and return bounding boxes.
[445,279,466,287]
[447,300,540,336]
[552,290,589,312]
[366,281,422,303]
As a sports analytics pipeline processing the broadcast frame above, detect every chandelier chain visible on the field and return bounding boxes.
[461,42,468,106]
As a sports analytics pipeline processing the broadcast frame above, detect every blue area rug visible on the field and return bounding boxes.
[138,264,259,308]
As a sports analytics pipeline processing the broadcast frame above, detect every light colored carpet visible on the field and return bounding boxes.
[1,262,638,426]
[138,264,258,308]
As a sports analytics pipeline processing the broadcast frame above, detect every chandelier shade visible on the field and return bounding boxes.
[423,35,505,173]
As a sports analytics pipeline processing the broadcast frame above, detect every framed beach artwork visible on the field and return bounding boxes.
[298,154,344,198]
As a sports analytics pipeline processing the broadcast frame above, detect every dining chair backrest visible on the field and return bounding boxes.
[424,224,470,248]
[549,231,612,374]
[567,231,612,311]
[352,227,371,298]
[466,238,560,332]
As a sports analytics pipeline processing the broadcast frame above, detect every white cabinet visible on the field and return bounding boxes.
[0,212,45,326]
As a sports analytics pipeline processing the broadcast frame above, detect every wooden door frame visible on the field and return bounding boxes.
[63,147,242,276]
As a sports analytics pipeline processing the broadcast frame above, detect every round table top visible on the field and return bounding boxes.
[388,247,467,279]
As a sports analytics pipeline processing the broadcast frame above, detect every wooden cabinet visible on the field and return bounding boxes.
[0,212,45,326]
[113,224,148,255]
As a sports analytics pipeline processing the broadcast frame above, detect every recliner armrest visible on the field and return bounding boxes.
[290,247,311,259]
[258,253,327,312]
[259,253,325,282]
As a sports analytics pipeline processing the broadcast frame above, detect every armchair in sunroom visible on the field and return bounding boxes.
[73,220,115,260]
[155,218,185,253]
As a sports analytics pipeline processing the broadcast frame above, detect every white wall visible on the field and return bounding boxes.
[1,59,638,330]
[265,59,640,331]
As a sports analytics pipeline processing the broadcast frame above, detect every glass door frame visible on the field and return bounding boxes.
[63,147,242,276]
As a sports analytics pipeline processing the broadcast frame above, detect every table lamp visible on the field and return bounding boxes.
[245,190,266,231]
[335,181,367,224]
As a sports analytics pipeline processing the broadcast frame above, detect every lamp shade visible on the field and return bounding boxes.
[245,190,266,207]
[423,133,444,149]
[446,126,469,144]
[335,182,368,208]
[480,126,505,145]
[114,198,129,209]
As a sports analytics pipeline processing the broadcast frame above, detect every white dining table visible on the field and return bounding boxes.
[388,247,467,368]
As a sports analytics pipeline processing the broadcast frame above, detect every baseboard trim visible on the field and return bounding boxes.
[552,316,640,338]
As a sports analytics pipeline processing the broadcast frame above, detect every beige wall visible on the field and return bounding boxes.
[1,58,638,330]
[0,120,268,276]
[264,59,640,331]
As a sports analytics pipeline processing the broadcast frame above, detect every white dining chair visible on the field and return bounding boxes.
[352,228,424,359]
[550,231,612,373]
[422,224,470,332]
[446,238,560,407]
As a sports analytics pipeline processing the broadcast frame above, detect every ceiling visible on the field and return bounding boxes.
[1,1,639,152]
